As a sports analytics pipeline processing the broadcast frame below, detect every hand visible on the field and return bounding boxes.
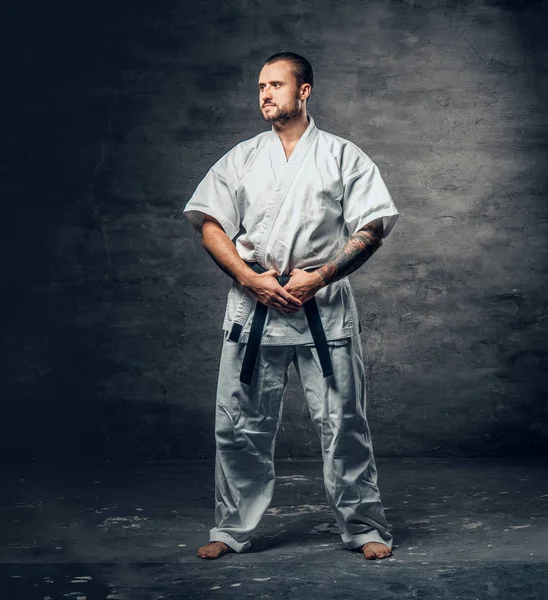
[283,268,324,305]
[243,269,302,313]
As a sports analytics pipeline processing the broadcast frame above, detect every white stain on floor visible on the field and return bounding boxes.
[277,475,310,486]
[407,519,431,524]
[98,516,148,529]
[265,504,327,517]
[462,521,484,529]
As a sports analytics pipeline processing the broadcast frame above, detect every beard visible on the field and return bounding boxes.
[261,97,300,124]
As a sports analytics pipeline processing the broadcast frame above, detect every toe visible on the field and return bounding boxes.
[362,542,392,560]
[197,542,229,560]
[197,544,212,559]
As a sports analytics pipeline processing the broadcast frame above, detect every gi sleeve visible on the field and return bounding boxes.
[183,165,240,241]
[342,160,399,239]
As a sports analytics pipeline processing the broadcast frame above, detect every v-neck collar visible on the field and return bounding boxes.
[270,115,317,167]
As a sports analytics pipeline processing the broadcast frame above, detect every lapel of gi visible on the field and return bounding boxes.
[255,116,319,269]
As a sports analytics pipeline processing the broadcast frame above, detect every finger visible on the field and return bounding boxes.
[276,306,299,314]
[279,288,302,306]
[275,282,300,300]
[271,294,289,307]
[262,297,283,309]
[278,301,300,313]
[268,297,292,311]
[258,291,286,306]
[266,282,298,306]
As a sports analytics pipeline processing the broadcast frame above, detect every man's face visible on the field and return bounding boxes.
[258,60,305,124]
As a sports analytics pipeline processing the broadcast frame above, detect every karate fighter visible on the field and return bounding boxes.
[184,52,399,561]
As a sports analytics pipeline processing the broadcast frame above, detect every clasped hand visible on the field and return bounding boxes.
[244,268,324,314]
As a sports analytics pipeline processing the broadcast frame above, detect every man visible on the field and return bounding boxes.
[184,52,399,561]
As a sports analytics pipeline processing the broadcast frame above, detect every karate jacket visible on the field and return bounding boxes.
[184,116,399,345]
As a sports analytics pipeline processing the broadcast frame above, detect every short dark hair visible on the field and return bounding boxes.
[264,52,314,89]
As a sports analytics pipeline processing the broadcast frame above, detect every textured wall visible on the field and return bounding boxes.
[2,0,547,461]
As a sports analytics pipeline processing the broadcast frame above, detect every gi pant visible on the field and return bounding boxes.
[210,333,393,553]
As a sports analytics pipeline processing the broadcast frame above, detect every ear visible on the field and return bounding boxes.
[300,83,311,100]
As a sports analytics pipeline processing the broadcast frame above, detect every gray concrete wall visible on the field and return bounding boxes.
[2,0,547,461]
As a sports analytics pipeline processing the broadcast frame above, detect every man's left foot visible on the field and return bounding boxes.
[361,542,393,560]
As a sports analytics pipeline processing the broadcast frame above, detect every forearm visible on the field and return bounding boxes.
[202,219,253,286]
[316,219,384,287]
[201,217,302,312]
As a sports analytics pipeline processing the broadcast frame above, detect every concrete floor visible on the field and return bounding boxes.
[1,458,547,600]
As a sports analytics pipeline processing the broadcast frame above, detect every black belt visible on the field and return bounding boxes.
[228,263,333,385]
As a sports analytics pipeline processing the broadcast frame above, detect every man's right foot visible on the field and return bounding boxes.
[197,541,231,560]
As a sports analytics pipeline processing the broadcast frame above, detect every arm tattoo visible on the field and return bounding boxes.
[317,219,384,286]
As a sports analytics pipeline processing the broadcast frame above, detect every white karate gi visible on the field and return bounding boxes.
[184,115,399,552]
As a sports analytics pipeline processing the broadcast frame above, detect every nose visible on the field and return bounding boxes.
[261,86,272,104]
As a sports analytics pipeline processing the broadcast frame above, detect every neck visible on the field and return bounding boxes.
[272,110,309,144]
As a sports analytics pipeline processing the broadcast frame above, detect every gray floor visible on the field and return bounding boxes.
[1,458,547,599]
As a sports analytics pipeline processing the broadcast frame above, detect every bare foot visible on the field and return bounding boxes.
[197,541,231,560]
[361,542,393,560]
